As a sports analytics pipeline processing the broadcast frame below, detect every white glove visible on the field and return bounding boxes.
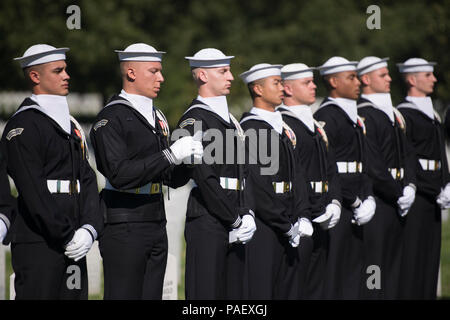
[289,233,300,248]
[288,222,300,247]
[352,196,376,226]
[298,217,314,237]
[64,228,94,262]
[397,185,416,210]
[437,183,450,209]
[170,135,203,164]
[0,219,7,243]
[313,202,341,230]
[398,207,409,217]
[234,214,257,244]
[437,195,450,209]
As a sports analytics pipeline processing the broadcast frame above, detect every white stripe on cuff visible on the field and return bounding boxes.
[81,224,97,241]
[0,213,10,229]
[231,216,242,229]
[163,149,176,165]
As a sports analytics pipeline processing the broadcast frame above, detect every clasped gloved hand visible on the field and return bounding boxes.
[234,213,257,244]
[64,228,94,262]
[437,183,450,209]
[397,185,416,216]
[298,217,314,237]
[170,135,203,164]
[288,222,300,248]
[352,196,376,226]
[313,201,341,230]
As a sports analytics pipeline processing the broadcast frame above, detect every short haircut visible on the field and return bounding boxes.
[402,72,415,89]
[22,64,44,87]
[321,74,334,92]
[247,78,265,100]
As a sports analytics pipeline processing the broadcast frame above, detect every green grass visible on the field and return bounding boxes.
[3,215,450,299]
[178,238,186,300]
[440,214,450,298]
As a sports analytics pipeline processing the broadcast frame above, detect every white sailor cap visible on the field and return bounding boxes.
[357,56,389,76]
[240,63,283,84]
[317,56,358,76]
[396,58,436,73]
[281,63,315,80]
[185,48,234,68]
[115,43,165,62]
[14,44,69,68]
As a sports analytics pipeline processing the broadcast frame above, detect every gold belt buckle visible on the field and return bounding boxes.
[151,183,161,194]
[69,180,78,195]
[284,182,290,193]
[324,181,328,193]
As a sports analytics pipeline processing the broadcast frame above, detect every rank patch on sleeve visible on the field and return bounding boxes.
[179,118,195,128]
[93,119,108,131]
[6,128,24,140]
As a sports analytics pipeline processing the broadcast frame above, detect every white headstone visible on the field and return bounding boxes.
[86,240,102,296]
[163,182,193,281]
[9,273,15,300]
[162,253,177,300]
[0,245,4,300]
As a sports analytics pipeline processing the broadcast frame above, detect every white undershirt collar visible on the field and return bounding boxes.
[361,93,395,123]
[197,95,230,123]
[250,107,283,134]
[405,96,435,120]
[119,89,155,127]
[282,104,314,132]
[328,97,358,124]
[30,94,71,134]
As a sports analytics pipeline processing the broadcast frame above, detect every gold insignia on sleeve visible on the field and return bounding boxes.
[6,128,24,141]
[179,118,196,128]
[93,119,108,131]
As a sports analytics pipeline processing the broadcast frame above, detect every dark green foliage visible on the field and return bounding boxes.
[0,0,448,125]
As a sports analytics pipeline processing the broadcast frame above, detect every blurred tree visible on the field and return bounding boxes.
[0,0,448,125]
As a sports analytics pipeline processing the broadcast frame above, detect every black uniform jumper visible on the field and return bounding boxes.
[2,98,102,299]
[176,99,253,299]
[358,97,417,299]
[397,100,449,299]
[314,98,374,299]
[240,110,311,299]
[90,95,184,299]
[0,144,16,245]
[279,106,342,299]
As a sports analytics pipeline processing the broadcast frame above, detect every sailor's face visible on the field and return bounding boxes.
[413,71,437,95]
[38,60,70,96]
[367,67,391,93]
[285,77,317,105]
[335,71,360,100]
[205,66,234,96]
[261,76,284,106]
[134,61,164,99]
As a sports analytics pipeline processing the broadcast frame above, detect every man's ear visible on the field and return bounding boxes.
[406,74,416,87]
[283,82,293,96]
[360,74,370,86]
[252,82,264,97]
[28,70,40,85]
[328,76,338,89]
[197,69,208,83]
[126,67,136,81]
